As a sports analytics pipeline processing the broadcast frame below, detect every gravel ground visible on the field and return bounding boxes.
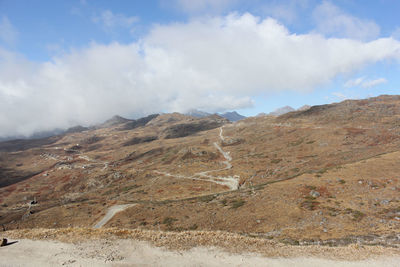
[2,228,400,266]
[1,238,400,267]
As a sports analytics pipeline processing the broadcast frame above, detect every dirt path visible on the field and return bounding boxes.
[78,155,109,171]
[1,238,399,267]
[93,204,136,228]
[154,126,239,190]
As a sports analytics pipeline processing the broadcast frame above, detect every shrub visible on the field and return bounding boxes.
[199,195,216,203]
[289,139,304,146]
[301,199,319,210]
[230,199,245,209]
[291,168,300,173]
[188,224,198,230]
[305,185,316,190]
[162,217,178,227]
[271,158,282,164]
[345,208,365,221]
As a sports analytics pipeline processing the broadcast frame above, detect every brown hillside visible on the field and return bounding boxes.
[1,95,399,246]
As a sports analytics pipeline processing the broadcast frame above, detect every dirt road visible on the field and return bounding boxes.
[154,126,239,190]
[93,204,136,228]
[0,238,399,267]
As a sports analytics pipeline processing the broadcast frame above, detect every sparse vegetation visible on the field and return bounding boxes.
[230,199,245,209]
[188,224,198,230]
[102,189,114,195]
[301,195,320,210]
[121,184,140,192]
[326,207,340,217]
[199,195,216,203]
[345,208,366,221]
[3,96,400,246]
[270,158,282,164]
[162,217,178,227]
[289,138,304,146]
[305,185,317,190]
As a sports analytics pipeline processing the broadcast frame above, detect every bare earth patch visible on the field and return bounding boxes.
[2,228,400,265]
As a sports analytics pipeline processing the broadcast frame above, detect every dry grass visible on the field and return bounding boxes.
[2,97,400,247]
[4,228,400,261]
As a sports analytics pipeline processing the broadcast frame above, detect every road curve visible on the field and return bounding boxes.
[154,126,239,190]
[93,204,136,229]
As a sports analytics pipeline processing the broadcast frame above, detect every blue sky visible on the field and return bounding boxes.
[1,0,400,136]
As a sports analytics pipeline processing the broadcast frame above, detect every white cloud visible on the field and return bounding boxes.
[313,1,380,41]
[344,77,365,88]
[261,0,310,24]
[0,16,18,45]
[171,0,237,14]
[332,92,348,100]
[92,10,138,30]
[1,13,400,137]
[361,78,387,88]
[344,77,387,88]
[392,27,400,40]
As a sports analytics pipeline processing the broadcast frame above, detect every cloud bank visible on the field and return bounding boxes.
[344,77,388,88]
[313,1,380,41]
[1,13,400,137]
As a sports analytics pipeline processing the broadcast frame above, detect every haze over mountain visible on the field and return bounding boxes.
[185,109,246,122]
[185,109,212,118]
[268,106,296,116]
[256,105,311,117]
[219,111,246,122]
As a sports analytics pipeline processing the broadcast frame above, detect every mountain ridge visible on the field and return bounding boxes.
[1,95,400,247]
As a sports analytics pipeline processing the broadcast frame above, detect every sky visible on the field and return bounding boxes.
[1,0,400,137]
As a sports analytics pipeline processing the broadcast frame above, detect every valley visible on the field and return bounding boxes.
[1,95,400,258]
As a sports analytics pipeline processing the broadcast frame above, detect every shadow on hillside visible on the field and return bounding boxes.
[0,167,42,188]
[0,135,62,152]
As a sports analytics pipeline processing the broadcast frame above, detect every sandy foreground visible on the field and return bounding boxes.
[0,239,399,267]
[1,228,400,266]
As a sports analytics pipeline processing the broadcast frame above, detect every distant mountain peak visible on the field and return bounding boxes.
[185,109,211,118]
[219,111,246,122]
[109,115,130,122]
[185,109,245,122]
[100,115,131,128]
[297,105,311,111]
[269,106,295,116]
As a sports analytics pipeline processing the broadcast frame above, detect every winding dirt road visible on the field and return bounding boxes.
[94,126,238,229]
[154,126,239,190]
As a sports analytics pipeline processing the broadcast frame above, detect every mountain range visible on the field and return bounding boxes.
[185,109,246,122]
[1,95,400,248]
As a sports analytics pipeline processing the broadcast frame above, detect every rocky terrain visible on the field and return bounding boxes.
[186,109,246,122]
[0,95,400,254]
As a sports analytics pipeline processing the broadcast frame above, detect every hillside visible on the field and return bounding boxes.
[0,95,400,247]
